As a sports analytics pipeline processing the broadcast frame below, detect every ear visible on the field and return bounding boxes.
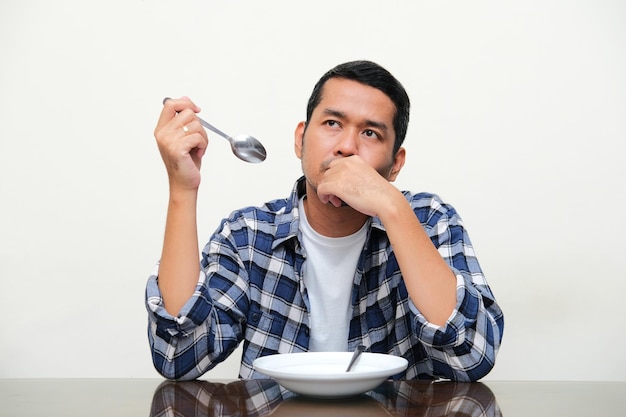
[388,147,406,182]
[294,121,306,159]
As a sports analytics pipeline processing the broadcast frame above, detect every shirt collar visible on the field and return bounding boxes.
[271,177,387,250]
[271,177,306,250]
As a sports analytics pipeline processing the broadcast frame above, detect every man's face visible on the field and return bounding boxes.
[295,77,403,194]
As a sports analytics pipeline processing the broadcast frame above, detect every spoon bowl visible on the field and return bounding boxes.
[230,134,267,163]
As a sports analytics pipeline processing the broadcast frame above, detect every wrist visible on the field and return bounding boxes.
[168,185,199,206]
[376,187,410,224]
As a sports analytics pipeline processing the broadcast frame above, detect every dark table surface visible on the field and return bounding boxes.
[1,378,625,416]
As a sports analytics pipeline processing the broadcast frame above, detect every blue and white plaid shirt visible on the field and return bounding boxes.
[146,177,504,381]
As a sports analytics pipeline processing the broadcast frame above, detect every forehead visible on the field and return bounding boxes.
[314,78,396,124]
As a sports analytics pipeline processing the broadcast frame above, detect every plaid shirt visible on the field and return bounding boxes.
[146,177,504,381]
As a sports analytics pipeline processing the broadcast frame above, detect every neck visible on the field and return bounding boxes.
[302,183,369,237]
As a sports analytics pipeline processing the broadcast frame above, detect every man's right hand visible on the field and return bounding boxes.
[154,97,209,191]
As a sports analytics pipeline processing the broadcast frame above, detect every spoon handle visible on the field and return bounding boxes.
[161,97,232,140]
[346,345,367,372]
[197,117,232,141]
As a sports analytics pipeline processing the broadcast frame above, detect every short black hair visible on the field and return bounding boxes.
[306,60,410,154]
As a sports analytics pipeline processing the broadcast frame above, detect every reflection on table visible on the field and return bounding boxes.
[149,379,501,417]
[2,379,625,416]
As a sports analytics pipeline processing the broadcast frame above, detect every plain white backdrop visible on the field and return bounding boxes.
[1,0,624,381]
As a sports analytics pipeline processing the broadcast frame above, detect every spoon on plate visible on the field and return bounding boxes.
[346,345,367,372]
[162,97,267,163]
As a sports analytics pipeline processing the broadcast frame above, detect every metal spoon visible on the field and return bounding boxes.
[346,345,367,372]
[162,97,267,163]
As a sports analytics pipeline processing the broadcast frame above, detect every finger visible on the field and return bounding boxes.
[187,129,209,158]
[157,97,201,129]
[158,110,205,145]
[317,189,344,208]
[167,132,208,163]
[318,192,331,205]
[328,195,344,207]
[179,119,205,139]
[156,109,203,147]
[181,119,209,150]
[162,96,201,113]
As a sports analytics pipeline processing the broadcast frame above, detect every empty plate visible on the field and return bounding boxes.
[253,351,408,398]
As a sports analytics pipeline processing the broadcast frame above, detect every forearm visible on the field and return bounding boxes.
[379,191,456,326]
[158,188,201,316]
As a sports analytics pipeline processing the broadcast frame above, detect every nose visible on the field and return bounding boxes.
[334,130,358,157]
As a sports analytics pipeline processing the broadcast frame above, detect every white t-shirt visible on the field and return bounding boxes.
[298,197,369,352]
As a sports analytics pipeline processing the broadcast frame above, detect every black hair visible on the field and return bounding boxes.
[305,60,410,154]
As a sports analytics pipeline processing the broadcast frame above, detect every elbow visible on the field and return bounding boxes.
[433,350,498,382]
[466,335,504,381]
[434,319,504,382]
[460,305,504,381]
[462,322,504,381]
[149,331,203,381]
[147,316,205,381]
[152,351,201,381]
[462,355,498,382]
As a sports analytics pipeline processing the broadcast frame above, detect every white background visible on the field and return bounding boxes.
[1,0,624,381]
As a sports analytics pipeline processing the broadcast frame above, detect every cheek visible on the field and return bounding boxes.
[369,152,396,178]
[298,145,316,172]
[300,139,323,164]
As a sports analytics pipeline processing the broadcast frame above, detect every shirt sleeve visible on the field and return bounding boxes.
[145,227,250,380]
[408,195,504,381]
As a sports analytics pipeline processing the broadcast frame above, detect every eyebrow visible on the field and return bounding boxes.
[322,108,389,132]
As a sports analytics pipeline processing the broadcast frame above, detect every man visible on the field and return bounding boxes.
[146,60,504,381]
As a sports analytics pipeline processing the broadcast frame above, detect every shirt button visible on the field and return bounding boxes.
[251,313,261,322]
[304,328,310,338]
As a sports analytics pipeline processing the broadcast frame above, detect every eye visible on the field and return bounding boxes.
[324,119,341,130]
[363,129,380,139]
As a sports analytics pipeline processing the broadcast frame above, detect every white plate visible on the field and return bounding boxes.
[253,352,408,398]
